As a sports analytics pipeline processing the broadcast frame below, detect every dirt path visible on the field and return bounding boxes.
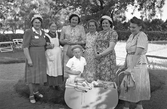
[0,63,66,109]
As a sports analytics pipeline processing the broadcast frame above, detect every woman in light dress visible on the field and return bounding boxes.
[60,13,86,80]
[119,17,151,109]
[45,21,63,89]
[84,19,98,74]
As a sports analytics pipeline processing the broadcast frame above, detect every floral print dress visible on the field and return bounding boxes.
[84,32,98,73]
[95,29,118,81]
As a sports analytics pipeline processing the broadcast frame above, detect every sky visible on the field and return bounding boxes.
[125,0,167,21]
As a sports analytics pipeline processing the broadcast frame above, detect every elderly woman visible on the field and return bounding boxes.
[95,15,118,82]
[60,13,86,80]
[23,14,47,103]
[45,21,63,89]
[84,19,98,73]
[119,17,151,109]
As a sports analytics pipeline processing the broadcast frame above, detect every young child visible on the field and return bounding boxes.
[66,45,87,84]
[83,72,99,88]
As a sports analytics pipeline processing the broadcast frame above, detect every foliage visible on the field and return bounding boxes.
[0,0,165,32]
[117,30,167,41]
[1,30,167,42]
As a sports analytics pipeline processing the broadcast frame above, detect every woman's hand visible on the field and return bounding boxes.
[124,68,133,75]
[28,60,33,67]
[46,43,54,49]
[95,52,103,59]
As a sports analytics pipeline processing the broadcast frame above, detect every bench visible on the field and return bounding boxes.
[13,39,23,49]
[0,41,14,52]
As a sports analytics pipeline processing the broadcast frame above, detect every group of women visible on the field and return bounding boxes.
[23,13,150,109]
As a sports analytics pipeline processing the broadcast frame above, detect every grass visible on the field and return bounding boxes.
[1,42,167,108]
[0,49,25,64]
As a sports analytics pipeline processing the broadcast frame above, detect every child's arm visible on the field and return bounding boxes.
[81,66,86,78]
[65,66,81,75]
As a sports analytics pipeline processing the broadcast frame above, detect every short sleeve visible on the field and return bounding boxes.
[45,34,50,43]
[109,30,118,43]
[83,57,87,66]
[137,32,148,49]
[80,25,86,41]
[66,59,73,68]
[23,29,32,48]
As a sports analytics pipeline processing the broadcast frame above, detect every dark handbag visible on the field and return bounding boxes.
[66,45,73,58]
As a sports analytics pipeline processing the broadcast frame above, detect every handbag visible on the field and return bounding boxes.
[66,45,73,58]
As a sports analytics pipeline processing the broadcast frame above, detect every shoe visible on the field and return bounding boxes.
[29,95,36,103]
[33,91,43,98]
[135,105,143,109]
[123,107,129,109]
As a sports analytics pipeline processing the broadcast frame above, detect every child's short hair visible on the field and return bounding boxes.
[85,72,95,79]
[71,45,83,51]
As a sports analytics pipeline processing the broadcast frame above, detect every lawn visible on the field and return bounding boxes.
[0,42,167,109]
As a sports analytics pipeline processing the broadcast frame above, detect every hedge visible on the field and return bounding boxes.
[0,31,167,42]
[117,31,167,41]
[0,34,23,42]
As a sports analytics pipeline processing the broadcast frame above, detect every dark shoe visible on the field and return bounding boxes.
[33,91,43,98]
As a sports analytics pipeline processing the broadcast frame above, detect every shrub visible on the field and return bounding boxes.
[0,34,23,42]
[117,31,167,41]
[0,31,167,42]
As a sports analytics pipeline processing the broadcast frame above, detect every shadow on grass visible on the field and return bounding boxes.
[14,79,69,108]
[14,69,165,109]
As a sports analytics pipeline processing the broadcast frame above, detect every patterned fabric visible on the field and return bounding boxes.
[84,32,98,73]
[61,25,86,78]
[23,28,47,84]
[95,29,118,81]
[119,31,151,102]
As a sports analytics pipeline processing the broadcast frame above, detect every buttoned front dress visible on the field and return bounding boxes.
[84,32,98,73]
[119,31,151,102]
[95,29,118,82]
[23,29,47,85]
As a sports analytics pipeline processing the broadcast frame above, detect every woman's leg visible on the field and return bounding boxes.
[33,83,43,98]
[28,83,36,103]
[135,101,143,109]
[124,101,130,109]
[28,83,34,96]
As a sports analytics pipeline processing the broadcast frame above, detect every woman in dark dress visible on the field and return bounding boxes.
[23,14,47,103]
[45,21,63,89]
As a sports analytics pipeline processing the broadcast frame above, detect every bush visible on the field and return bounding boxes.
[0,31,167,42]
[116,31,167,41]
[0,34,23,42]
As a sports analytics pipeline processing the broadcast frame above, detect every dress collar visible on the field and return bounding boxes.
[32,27,42,36]
[88,31,98,36]
[73,56,81,61]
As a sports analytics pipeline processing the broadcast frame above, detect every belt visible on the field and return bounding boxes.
[138,63,147,65]
[127,52,135,55]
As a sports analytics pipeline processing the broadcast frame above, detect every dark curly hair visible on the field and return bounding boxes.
[130,17,144,27]
[69,14,80,24]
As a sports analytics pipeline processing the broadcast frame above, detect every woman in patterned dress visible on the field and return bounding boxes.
[23,14,47,103]
[60,13,86,80]
[95,15,118,82]
[119,17,150,109]
[45,21,63,89]
[84,19,98,74]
